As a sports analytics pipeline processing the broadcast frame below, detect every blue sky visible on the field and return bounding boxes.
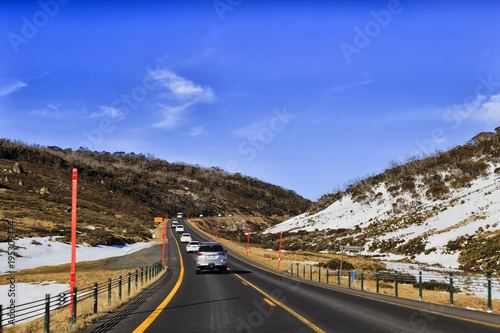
[1,0,500,200]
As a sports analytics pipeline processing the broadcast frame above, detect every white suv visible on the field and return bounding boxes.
[175,225,184,233]
[180,233,192,243]
[195,243,227,274]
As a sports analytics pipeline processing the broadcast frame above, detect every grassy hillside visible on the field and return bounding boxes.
[0,139,310,245]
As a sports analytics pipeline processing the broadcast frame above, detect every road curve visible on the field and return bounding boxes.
[84,219,500,333]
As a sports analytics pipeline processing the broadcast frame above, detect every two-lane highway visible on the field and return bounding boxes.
[140,222,315,333]
[85,219,500,333]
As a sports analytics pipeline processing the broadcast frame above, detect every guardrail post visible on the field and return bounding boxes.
[128,273,131,296]
[488,273,492,313]
[94,282,98,314]
[296,263,299,277]
[376,269,379,294]
[449,272,453,307]
[309,266,312,280]
[291,264,293,276]
[71,287,77,327]
[141,268,144,286]
[319,267,321,283]
[361,271,364,291]
[326,268,329,284]
[395,270,398,297]
[135,270,138,289]
[119,276,122,301]
[348,270,351,288]
[419,271,422,301]
[108,278,111,306]
[338,269,340,286]
[44,294,50,333]
[145,267,148,284]
[303,265,305,279]
[149,266,152,280]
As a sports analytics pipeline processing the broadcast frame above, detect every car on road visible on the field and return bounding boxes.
[195,243,227,274]
[175,225,184,233]
[180,233,192,243]
[186,241,200,253]
[171,221,178,229]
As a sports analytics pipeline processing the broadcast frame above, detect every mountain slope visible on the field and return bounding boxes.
[0,139,310,245]
[266,130,500,273]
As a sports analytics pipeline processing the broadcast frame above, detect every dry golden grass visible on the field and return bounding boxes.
[4,268,165,333]
[189,221,500,315]
[1,224,168,332]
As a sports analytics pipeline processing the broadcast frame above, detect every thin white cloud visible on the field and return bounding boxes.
[440,93,500,126]
[233,118,270,139]
[91,105,125,119]
[149,67,215,129]
[0,79,26,96]
[473,94,500,123]
[328,79,373,93]
[29,104,87,118]
[189,125,205,136]
[149,68,215,102]
[153,102,197,129]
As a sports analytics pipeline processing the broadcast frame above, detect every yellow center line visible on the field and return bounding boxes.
[230,268,325,333]
[263,298,276,306]
[133,223,184,333]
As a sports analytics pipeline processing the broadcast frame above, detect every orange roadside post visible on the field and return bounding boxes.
[162,217,167,266]
[70,168,78,316]
[246,229,250,257]
[278,232,282,270]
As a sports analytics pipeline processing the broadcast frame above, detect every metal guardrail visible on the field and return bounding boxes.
[286,264,499,313]
[0,261,164,332]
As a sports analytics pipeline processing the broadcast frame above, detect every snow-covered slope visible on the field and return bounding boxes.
[0,236,155,272]
[266,165,500,270]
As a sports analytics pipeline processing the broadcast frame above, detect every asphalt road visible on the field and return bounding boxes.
[84,220,500,333]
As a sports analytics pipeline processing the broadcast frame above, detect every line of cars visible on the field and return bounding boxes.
[171,219,228,274]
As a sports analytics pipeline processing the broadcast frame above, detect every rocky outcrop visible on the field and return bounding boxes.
[13,163,24,174]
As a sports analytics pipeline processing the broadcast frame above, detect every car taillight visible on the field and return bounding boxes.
[218,253,226,256]
[197,252,204,256]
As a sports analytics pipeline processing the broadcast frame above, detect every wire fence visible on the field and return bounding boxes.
[0,261,164,332]
[286,264,500,313]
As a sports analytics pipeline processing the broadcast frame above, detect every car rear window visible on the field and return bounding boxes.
[199,245,224,252]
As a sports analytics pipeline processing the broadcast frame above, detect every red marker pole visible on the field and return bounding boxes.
[246,229,250,257]
[162,216,167,266]
[278,232,282,270]
[69,168,78,316]
[216,225,219,240]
